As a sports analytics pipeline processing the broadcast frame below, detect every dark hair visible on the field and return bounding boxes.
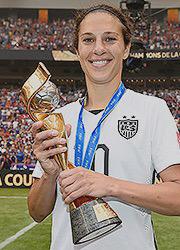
[73,4,134,50]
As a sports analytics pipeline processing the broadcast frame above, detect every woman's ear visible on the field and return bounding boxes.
[123,43,131,60]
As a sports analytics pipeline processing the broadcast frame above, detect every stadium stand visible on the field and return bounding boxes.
[134,19,180,49]
[0,88,35,171]
[0,18,75,50]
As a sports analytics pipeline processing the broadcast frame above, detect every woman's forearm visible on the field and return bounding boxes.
[28,173,58,222]
[109,178,180,215]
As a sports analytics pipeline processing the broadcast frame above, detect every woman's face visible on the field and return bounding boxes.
[77,11,130,85]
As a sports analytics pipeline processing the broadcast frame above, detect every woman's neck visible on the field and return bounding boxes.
[85,80,122,111]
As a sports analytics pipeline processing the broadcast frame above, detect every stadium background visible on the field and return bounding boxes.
[0,0,180,249]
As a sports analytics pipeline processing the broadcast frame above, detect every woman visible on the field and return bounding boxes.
[29,4,180,250]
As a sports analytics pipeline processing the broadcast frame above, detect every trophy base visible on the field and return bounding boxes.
[70,198,122,244]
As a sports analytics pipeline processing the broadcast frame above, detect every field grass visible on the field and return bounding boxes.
[0,189,51,250]
[0,188,180,250]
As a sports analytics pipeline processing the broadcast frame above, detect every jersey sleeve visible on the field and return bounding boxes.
[151,99,180,173]
[32,161,44,178]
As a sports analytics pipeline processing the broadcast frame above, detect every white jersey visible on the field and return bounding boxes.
[33,89,180,250]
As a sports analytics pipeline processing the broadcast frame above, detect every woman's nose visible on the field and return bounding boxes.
[93,38,106,55]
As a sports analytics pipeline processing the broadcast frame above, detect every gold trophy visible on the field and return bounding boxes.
[21,62,122,244]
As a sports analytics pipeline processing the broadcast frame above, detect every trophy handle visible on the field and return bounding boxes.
[21,62,51,121]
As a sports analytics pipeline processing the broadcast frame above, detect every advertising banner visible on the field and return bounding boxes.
[0,49,179,61]
[0,169,34,188]
[130,50,180,60]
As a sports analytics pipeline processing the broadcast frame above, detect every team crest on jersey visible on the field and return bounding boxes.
[118,116,138,140]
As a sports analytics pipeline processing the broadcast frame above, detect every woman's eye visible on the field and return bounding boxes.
[105,37,117,42]
[83,38,94,43]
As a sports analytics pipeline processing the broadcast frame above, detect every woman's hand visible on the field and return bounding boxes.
[31,121,71,178]
[59,167,115,203]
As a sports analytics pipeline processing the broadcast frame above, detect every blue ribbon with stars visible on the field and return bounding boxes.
[74,82,126,170]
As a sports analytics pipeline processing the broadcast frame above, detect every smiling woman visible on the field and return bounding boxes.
[74,5,133,97]
[28,3,180,250]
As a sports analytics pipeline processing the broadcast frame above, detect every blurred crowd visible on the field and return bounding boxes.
[134,19,180,49]
[0,88,34,171]
[0,18,75,50]
[0,85,179,171]
[0,17,179,50]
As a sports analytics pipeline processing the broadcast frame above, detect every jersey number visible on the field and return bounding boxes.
[91,144,109,175]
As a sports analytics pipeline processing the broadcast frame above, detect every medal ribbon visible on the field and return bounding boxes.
[74,82,126,169]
